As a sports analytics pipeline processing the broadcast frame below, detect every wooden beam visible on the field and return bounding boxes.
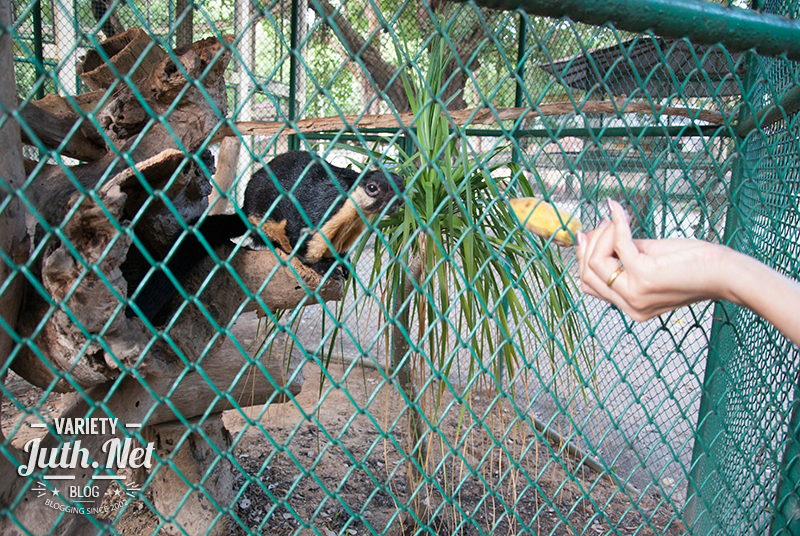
[210,99,728,144]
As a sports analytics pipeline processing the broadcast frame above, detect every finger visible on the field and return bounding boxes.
[580,258,641,315]
[581,217,612,270]
[582,224,630,300]
[577,219,608,285]
[576,231,587,273]
[607,199,640,266]
[577,229,605,297]
[577,232,600,297]
[580,257,630,307]
[585,218,621,279]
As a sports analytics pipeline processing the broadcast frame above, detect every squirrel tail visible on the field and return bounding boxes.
[126,213,248,324]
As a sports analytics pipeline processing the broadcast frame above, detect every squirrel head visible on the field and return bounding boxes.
[354,170,405,215]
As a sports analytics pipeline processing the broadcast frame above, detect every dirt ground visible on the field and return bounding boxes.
[3,359,686,536]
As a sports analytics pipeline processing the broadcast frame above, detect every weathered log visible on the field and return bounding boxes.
[27,91,105,116]
[208,137,242,215]
[92,33,233,158]
[0,0,30,511]
[10,31,238,394]
[24,32,233,230]
[12,164,342,390]
[9,28,342,393]
[78,28,169,92]
[1,313,306,535]
[2,28,344,536]
[146,416,235,536]
[18,28,171,162]
[19,95,107,162]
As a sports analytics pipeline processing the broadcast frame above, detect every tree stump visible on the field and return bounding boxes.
[146,417,236,536]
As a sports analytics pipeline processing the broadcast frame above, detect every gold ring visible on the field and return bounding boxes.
[606,266,625,288]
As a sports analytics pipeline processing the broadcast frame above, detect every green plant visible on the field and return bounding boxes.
[340,34,588,402]
[325,32,591,526]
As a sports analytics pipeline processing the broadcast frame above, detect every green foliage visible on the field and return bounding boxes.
[340,34,589,407]
[302,46,361,118]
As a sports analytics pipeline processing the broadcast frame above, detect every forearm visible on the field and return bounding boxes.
[720,247,800,348]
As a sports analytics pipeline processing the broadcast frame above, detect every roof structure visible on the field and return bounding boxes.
[539,37,746,99]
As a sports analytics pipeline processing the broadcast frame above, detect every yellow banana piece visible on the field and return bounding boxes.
[509,197,582,247]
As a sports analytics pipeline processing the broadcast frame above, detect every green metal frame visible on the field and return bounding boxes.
[467,0,800,61]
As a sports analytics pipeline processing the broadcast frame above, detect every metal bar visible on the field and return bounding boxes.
[511,13,528,167]
[466,0,800,62]
[288,0,299,151]
[684,43,759,534]
[682,162,746,536]
[235,0,254,204]
[314,125,731,137]
[736,84,800,137]
[770,397,800,535]
[54,0,78,96]
[464,125,732,138]
[514,13,527,109]
[299,133,399,143]
[33,0,44,100]
[169,0,175,48]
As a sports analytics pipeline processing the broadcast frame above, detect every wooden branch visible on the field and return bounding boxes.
[30,90,104,116]
[208,137,241,215]
[26,32,235,227]
[211,99,727,143]
[19,96,107,162]
[78,28,169,92]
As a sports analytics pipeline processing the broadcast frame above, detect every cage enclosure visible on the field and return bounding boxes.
[1,0,799,534]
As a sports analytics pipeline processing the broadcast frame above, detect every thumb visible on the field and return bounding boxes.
[607,200,639,265]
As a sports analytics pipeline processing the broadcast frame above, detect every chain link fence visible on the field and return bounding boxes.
[1,0,799,534]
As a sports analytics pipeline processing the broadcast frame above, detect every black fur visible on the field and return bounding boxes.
[125,214,247,323]
[126,151,404,324]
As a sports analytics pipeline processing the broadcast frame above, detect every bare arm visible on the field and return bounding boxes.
[719,246,800,347]
[577,200,800,347]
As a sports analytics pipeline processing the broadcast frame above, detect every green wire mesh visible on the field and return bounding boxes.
[1,0,799,534]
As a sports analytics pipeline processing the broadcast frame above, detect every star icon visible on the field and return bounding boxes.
[51,488,59,497]
[114,488,121,496]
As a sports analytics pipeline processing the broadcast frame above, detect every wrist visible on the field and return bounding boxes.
[714,245,763,307]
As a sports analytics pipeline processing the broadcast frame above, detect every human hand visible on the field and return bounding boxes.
[576,199,729,321]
